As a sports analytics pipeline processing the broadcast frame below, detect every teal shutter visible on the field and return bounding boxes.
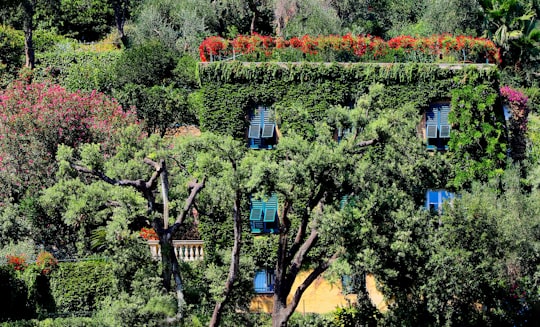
[340,195,348,209]
[250,200,264,221]
[261,107,274,138]
[264,194,278,222]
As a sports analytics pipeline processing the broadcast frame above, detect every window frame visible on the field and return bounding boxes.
[254,269,275,294]
[425,189,454,213]
[425,103,451,151]
[249,194,279,234]
[248,106,276,149]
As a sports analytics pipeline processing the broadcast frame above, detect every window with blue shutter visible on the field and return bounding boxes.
[250,194,279,233]
[337,127,353,143]
[248,106,276,149]
[426,104,451,151]
[425,189,454,213]
[254,269,275,293]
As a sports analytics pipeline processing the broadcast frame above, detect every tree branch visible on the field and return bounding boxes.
[289,229,319,278]
[287,188,325,262]
[356,138,378,148]
[70,162,147,191]
[171,176,206,234]
[284,250,341,318]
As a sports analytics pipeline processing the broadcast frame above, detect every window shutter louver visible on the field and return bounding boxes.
[439,105,451,138]
[264,195,278,222]
[261,124,275,138]
[426,107,438,138]
[248,124,261,138]
[249,200,264,221]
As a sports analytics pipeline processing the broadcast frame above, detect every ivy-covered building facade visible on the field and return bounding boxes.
[196,61,509,317]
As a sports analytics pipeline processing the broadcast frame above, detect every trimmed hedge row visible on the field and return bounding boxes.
[0,260,115,322]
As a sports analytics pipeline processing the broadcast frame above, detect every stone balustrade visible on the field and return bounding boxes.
[148,240,204,261]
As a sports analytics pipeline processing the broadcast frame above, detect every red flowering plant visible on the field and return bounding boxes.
[199,34,501,64]
[140,227,159,240]
[199,36,229,62]
[388,35,417,50]
[6,254,27,272]
[36,251,58,275]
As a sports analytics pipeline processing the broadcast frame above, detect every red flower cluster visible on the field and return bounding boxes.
[199,34,501,64]
[36,251,58,275]
[6,254,27,271]
[140,227,158,240]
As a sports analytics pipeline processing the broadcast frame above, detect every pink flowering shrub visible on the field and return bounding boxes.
[0,80,139,200]
[500,86,529,161]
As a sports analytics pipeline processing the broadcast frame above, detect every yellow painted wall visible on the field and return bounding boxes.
[250,271,388,314]
[250,272,388,314]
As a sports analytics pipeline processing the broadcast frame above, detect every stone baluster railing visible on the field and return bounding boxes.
[147,240,204,261]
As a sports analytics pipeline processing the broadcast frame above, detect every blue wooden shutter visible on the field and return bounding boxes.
[426,107,438,138]
[250,138,262,149]
[261,107,275,138]
[441,190,454,203]
[254,270,274,293]
[439,105,451,138]
[426,190,439,211]
[254,270,268,293]
[426,190,454,212]
[340,195,348,209]
[249,108,262,139]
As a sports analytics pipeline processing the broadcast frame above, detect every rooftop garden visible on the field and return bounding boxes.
[199,34,501,64]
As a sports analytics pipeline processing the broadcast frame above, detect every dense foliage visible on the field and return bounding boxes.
[0,0,539,326]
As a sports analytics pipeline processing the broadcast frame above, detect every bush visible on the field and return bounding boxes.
[48,260,115,314]
[0,80,138,201]
[113,40,178,87]
[0,265,32,321]
[287,312,334,327]
[0,25,24,86]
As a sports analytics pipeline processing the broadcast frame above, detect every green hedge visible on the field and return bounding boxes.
[0,317,102,327]
[0,266,31,322]
[48,260,115,314]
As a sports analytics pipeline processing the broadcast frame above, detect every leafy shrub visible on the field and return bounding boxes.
[95,292,177,327]
[113,40,178,87]
[48,260,115,314]
[36,252,58,275]
[287,312,334,327]
[0,25,24,86]
[0,265,31,321]
[34,50,120,93]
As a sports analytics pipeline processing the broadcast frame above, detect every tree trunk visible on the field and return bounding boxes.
[22,1,35,69]
[271,298,289,327]
[113,0,129,47]
[209,192,242,327]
